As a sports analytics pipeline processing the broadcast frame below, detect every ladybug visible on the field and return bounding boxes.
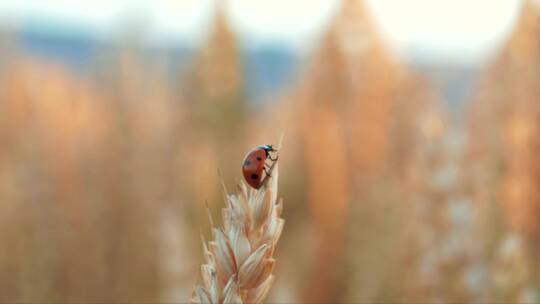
[242,145,278,189]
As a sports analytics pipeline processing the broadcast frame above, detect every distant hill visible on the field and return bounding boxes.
[20,25,98,69]
[11,21,480,109]
[243,46,299,101]
[13,21,299,102]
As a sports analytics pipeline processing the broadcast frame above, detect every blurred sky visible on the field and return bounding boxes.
[0,0,523,63]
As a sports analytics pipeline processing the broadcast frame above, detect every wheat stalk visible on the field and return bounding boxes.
[191,152,284,304]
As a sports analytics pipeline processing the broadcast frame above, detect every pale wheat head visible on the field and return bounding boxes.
[191,156,284,304]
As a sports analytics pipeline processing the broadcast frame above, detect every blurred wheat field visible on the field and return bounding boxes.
[0,0,539,303]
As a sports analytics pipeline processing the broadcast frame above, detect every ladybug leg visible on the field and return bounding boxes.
[267,154,278,162]
[264,162,274,171]
[263,167,272,177]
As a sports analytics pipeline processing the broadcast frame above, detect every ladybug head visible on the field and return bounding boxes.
[260,144,276,152]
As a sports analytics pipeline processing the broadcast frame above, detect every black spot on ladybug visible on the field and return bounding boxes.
[243,160,251,166]
[251,173,259,180]
[256,157,262,161]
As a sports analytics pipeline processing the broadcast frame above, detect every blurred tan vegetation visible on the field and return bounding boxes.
[0,0,539,303]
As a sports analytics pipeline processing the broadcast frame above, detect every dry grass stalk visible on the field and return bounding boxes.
[191,154,284,304]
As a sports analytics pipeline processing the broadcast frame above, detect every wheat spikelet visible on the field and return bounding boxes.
[191,154,283,304]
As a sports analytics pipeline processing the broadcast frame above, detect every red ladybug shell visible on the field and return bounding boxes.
[242,147,269,189]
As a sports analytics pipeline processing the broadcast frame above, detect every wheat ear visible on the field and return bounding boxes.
[191,153,284,304]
